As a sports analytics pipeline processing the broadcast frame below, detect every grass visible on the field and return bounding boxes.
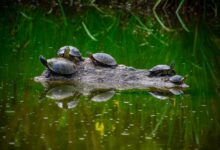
[0,5,220,150]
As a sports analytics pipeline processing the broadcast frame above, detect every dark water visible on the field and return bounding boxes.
[0,6,220,150]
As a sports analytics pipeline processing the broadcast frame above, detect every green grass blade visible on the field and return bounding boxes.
[82,21,98,41]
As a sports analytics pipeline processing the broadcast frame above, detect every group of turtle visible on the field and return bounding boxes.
[148,64,186,85]
[39,45,117,77]
[39,45,185,85]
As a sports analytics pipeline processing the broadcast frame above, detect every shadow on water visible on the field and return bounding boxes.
[0,2,220,150]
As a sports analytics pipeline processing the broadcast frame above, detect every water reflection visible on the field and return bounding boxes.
[148,91,173,100]
[41,84,118,109]
[90,90,115,102]
[40,81,184,109]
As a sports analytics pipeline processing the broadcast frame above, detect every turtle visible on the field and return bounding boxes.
[149,63,176,77]
[57,46,84,62]
[169,75,185,85]
[89,53,117,67]
[39,55,76,77]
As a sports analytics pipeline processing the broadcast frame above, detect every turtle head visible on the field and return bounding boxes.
[183,74,189,81]
[64,46,70,58]
[39,55,48,67]
[87,52,93,59]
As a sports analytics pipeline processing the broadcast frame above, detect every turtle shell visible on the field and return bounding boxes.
[91,53,117,66]
[57,46,82,57]
[169,75,184,84]
[47,58,76,75]
[149,65,171,72]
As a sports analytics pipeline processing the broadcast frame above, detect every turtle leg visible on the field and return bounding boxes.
[149,71,158,77]
[79,56,84,61]
[110,65,117,69]
[64,74,73,78]
[45,71,51,78]
[171,70,176,75]
[74,56,84,63]
[156,71,162,77]
[148,72,154,77]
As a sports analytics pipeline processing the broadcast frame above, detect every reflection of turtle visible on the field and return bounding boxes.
[39,55,76,77]
[149,91,171,100]
[46,85,81,109]
[149,63,175,77]
[46,85,76,100]
[90,90,115,102]
[57,46,84,62]
[89,53,117,67]
[169,75,185,85]
[149,89,183,100]
[56,100,79,109]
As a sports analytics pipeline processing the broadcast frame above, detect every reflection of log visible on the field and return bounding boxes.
[34,58,189,94]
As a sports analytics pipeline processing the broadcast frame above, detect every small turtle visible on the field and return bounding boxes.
[57,46,84,62]
[149,63,175,77]
[169,75,185,85]
[89,53,117,67]
[39,55,76,77]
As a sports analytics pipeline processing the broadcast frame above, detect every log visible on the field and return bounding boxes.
[34,58,189,96]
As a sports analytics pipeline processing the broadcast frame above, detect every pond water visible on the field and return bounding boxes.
[0,5,220,150]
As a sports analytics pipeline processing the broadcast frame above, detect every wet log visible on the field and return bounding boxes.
[34,58,189,95]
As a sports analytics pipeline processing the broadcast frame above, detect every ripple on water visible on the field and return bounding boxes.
[121,132,130,136]
[8,142,15,145]
[78,137,85,141]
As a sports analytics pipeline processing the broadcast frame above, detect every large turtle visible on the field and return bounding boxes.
[57,46,84,62]
[89,53,117,67]
[149,63,176,77]
[39,55,76,77]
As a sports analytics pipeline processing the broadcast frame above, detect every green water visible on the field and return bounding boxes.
[0,6,220,150]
